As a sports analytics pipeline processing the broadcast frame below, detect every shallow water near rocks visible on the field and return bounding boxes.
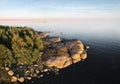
[0,19,120,84]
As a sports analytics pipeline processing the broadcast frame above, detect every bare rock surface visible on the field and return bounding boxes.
[7,70,14,76]
[42,37,88,69]
[48,37,61,43]
[11,76,17,82]
[39,32,48,38]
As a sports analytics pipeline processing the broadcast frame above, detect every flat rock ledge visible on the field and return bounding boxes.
[41,33,88,69]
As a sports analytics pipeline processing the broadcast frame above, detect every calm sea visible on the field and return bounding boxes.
[0,18,120,84]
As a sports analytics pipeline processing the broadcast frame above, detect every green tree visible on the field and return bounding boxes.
[0,45,15,67]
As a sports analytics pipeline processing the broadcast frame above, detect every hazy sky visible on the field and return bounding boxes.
[0,0,120,19]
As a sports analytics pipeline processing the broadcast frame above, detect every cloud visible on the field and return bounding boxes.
[0,0,120,19]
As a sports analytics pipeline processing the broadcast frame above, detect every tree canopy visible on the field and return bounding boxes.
[0,25,44,67]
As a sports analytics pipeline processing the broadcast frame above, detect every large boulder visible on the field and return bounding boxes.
[11,76,18,82]
[70,44,83,55]
[42,39,88,69]
[43,53,72,69]
[80,52,87,60]
[65,39,84,49]
[7,70,14,76]
[18,77,25,83]
[71,54,81,63]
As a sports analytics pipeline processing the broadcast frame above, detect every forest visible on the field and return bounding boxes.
[0,25,44,82]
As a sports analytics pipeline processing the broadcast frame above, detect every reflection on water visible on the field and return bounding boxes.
[0,19,120,84]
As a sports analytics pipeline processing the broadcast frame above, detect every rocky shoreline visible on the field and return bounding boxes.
[0,26,89,83]
[3,32,89,83]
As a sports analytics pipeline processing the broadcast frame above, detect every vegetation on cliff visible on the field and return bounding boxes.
[0,25,44,82]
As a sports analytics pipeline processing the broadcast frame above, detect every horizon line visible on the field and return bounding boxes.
[0,17,119,21]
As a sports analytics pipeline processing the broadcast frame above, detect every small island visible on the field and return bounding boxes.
[0,25,89,83]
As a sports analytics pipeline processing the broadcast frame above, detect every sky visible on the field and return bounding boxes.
[0,0,120,19]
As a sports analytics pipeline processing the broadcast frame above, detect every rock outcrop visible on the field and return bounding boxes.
[48,37,61,43]
[42,36,88,69]
[39,32,48,38]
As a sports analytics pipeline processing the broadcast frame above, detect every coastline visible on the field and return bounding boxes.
[0,25,88,83]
